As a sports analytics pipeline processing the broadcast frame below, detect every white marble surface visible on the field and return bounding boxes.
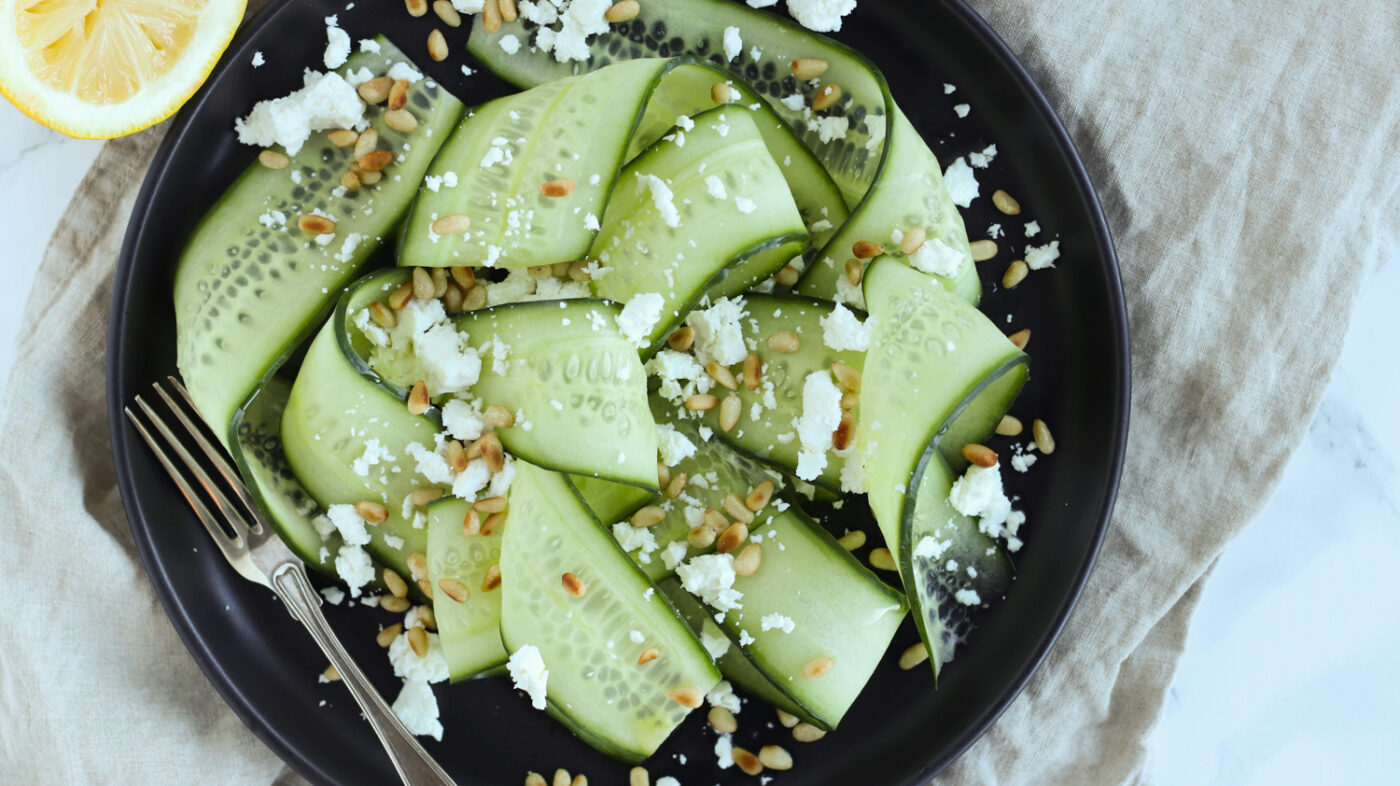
[0,101,1396,783]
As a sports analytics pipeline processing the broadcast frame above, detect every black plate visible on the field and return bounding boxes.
[108,1,1128,783]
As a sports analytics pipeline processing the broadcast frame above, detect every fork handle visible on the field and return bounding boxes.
[271,563,456,786]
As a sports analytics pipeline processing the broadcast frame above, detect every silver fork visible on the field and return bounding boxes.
[125,377,455,786]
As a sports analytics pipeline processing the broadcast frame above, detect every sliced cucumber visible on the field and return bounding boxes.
[859,259,1027,678]
[567,473,654,528]
[175,39,463,446]
[590,106,807,352]
[500,461,720,762]
[426,497,507,680]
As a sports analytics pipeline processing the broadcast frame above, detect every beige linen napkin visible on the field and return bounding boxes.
[1,2,1396,783]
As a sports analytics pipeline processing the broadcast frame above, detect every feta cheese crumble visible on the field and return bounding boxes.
[819,302,871,351]
[677,553,742,613]
[1025,239,1061,270]
[794,371,843,480]
[635,172,682,228]
[323,16,351,69]
[760,613,796,633]
[686,297,749,367]
[723,26,743,61]
[942,156,980,208]
[786,0,858,32]
[657,423,698,466]
[234,70,366,155]
[908,236,966,277]
[391,679,443,740]
[616,292,665,347]
[507,644,549,710]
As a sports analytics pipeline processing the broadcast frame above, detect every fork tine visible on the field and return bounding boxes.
[125,404,248,568]
[157,377,265,532]
[133,393,253,542]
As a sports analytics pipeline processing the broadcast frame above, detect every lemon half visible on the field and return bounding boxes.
[0,0,246,138]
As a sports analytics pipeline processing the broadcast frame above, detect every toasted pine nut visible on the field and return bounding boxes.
[410,266,434,299]
[355,500,388,524]
[525,774,546,786]
[708,705,738,733]
[852,240,882,259]
[667,326,695,351]
[837,530,866,550]
[743,353,761,390]
[358,77,393,104]
[562,572,587,597]
[408,626,429,657]
[744,480,774,512]
[377,623,403,648]
[1003,259,1029,289]
[628,767,649,786]
[732,747,763,776]
[766,331,800,352]
[340,171,361,190]
[359,149,393,172]
[631,506,666,528]
[605,0,640,22]
[369,301,397,330]
[481,563,502,592]
[383,568,409,598]
[774,264,800,286]
[637,647,660,665]
[432,0,462,25]
[970,239,998,261]
[380,595,411,613]
[723,492,755,524]
[571,776,586,786]
[711,82,736,104]
[258,149,290,169]
[666,471,688,499]
[446,439,468,472]
[448,266,476,290]
[385,107,418,133]
[686,394,719,411]
[462,508,481,536]
[831,360,861,392]
[474,496,507,514]
[811,82,842,111]
[719,394,741,433]
[388,79,411,111]
[431,214,471,236]
[706,361,738,390]
[657,461,669,488]
[425,28,449,61]
[962,443,998,468]
[526,264,553,282]
[802,656,834,680]
[790,58,828,80]
[298,214,336,235]
[328,128,359,147]
[407,380,430,415]
[703,508,728,532]
[431,266,449,298]
[992,189,1022,215]
[406,551,429,580]
[759,745,793,771]
[717,521,748,554]
[996,415,1023,436]
[792,722,826,742]
[540,177,576,197]
[442,285,464,314]
[869,547,896,571]
[1033,418,1056,454]
[776,708,800,728]
[567,260,593,281]
[438,577,470,603]
[480,433,505,473]
[845,257,863,286]
[360,169,382,185]
[483,404,514,428]
[900,226,927,255]
[482,0,501,32]
[687,525,716,549]
[498,0,517,21]
[847,390,865,409]
[404,0,427,15]
[668,686,703,708]
[899,642,930,670]
[733,543,761,576]
[354,127,379,158]
[832,411,856,451]
[322,665,341,682]
[1008,328,1031,350]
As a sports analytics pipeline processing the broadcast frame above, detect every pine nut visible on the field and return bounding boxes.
[706,361,738,390]
[832,411,856,450]
[719,394,741,433]
[631,506,666,528]
[667,326,695,351]
[802,655,834,679]
[425,28,449,61]
[852,239,882,259]
[992,189,1022,215]
[540,177,575,196]
[383,568,409,598]
[478,404,511,428]
[811,82,842,111]
[354,128,379,158]
[482,510,507,536]
[571,775,586,786]
[759,745,793,771]
[380,595,411,613]
[899,226,927,255]
[385,108,418,133]
[431,267,449,298]
[717,521,748,553]
[464,282,488,311]
[970,239,998,261]
[997,263,1027,297]
[732,747,763,776]
[962,443,998,468]
[445,267,474,291]
[322,665,341,682]
[297,214,336,235]
[377,623,403,648]
[359,149,393,172]
[744,480,774,512]
[831,360,861,392]
[766,331,800,352]
[1033,418,1056,454]
[368,301,396,330]
[869,547,896,571]
[657,461,669,488]
[668,686,703,708]
[1008,328,1031,350]
[666,471,688,499]
[686,394,718,411]
[258,149,290,169]
[790,58,828,80]
[412,267,435,299]
[774,264,800,286]
[711,81,735,104]
[481,432,505,473]
[431,213,471,236]
[482,0,501,32]
[733,543,761,576]
[462,508,481,536]
[743,353,761,390]
[567,260,593,281]
[837,530,866,550]
[474,496,507,514]
[408,626,429,657]
[438,577,470,603]
[562,572,587,597]
[432,0,462,25]
[389,79,411,111]
[358,76,393,104]
[446,439,467,472]
[550,261,572,277]
[629,767,649,786]
[360,169,382,185]
[703,508,728,532]
[481,563,502,592]
[792,722,826,742]
[723,492,754,524]
[327,129,358,148]
[442,284,464,314]
[996,415,1023,436]
[637,647,660,665]
[527,265,553,281]
[687,525,716,549]
[899,642,930,670]
[553,771,571,786]
[604,0,640,23]
[845,257,863,286]
[776,708,800,728]
[405,0,427,15]
[525,774,546,786]
[708,705,738,734]
[498,0,517,21]
[355,500,388,524]
[407,380,430,414]
[406,551,429,580]
[340,171,361,190]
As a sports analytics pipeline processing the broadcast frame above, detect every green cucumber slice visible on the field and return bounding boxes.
[175,39,463,446]
[859,259,1027,678]
[500,461,720,762]
[426,497,507,680]
[589,106,807,351]
[567,473,654,528]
